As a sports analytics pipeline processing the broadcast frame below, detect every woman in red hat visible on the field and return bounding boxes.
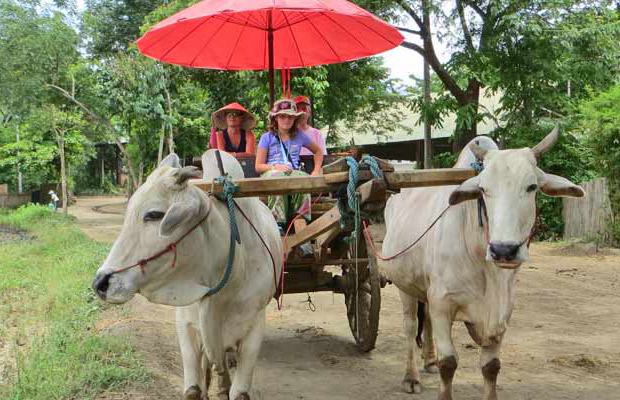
[210,102,256,157]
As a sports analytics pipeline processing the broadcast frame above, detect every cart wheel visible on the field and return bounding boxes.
[343,234,380,352]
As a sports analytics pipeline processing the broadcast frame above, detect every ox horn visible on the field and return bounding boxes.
[176,166,202,185]
[469,140,488,161]
[532,125,560,160]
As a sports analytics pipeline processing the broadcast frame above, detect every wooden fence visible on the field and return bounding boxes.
[563,178,614,240]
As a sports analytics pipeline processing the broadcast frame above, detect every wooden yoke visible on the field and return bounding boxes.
[189,168,475,197]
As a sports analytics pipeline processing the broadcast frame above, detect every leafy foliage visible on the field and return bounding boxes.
[577,83,620,243]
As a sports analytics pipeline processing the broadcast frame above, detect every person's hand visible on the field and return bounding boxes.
[273,164,292,174]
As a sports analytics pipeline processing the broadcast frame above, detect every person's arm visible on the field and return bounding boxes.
[255,148,292,174]
[255,136,292,174]
[215,131,227,152]
[304,141,324,176]
[320,131,328,155]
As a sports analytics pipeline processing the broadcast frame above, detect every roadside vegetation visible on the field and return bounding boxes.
[0,205,147,400]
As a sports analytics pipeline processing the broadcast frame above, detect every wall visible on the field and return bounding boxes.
[0,192,31,208]
[563,178,614,241]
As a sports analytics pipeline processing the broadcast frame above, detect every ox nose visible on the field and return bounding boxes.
[489,242,520,261]
[92,272,112,300]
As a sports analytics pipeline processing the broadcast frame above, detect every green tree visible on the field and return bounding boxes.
[82,0,164,57]
[578,83,620,217]
[354,0,620,152]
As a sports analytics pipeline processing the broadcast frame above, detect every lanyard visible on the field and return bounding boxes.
[275,134,294,168]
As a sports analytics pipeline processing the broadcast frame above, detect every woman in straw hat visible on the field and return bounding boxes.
[211,102,256,158]
[255,98,324,229]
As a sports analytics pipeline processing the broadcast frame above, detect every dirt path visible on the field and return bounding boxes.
[72,196,620,400]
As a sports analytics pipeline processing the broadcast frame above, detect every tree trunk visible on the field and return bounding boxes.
[138,161,144,187]
[57,131,68,214]
[164,86,174,154]
[158,125,165,164]
[100,153,105,187]
[423,2,432,169]
[452,80,480,153]
[16,129,23,193]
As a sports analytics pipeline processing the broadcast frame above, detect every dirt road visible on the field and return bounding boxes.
[71,196,620,400]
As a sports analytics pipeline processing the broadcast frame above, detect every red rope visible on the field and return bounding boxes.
[363,205,451,262]
[231,199,279,306]
[281,68,292,98]
[278,192,324,309]
[113,216,207,275]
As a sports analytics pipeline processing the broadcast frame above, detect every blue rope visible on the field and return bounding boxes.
[204,175,240,297]
[343,155,384,245]
[471,159,484,174]
[345,157,359,211]
[360,155,384,180]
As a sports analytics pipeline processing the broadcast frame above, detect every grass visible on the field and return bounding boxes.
[0,205,147,400]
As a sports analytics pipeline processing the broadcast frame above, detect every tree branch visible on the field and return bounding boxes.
[400,40,426,56]
[462,0,486,19]
[456,0,475,51]
[397,26,422,35]
[395,0,424,30]
[496,0,530,23]
[46,83,139,190]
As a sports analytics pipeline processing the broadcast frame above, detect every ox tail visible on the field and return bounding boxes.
[416,301,425,348]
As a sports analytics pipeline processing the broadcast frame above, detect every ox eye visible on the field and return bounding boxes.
[143,211,165,222]
[526,184,538,193]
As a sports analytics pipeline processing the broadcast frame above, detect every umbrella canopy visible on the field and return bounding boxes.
[137,0,403,70]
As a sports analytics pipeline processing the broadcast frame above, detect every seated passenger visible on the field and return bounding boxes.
[211,102,256,158]
[295,95,327,156]
[255,98,324,227]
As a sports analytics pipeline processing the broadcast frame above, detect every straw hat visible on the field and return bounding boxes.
[268,98,304,121]
[211,102,256,131]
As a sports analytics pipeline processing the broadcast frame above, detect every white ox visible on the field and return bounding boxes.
[381,129,585,400]
[92,150,282,400]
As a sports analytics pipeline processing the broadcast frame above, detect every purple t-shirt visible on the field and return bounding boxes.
[258,131,313,170]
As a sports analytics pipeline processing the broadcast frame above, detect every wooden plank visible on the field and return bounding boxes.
[281,270,336,294]
[323,170,373,184]
[284,205,342,252]
[357,179,387,204]
[190,168,475,197]
[374,157,395,172]
[190,175,331,197]
[384,168,475,189]
[321,158,348,174]
[315,225,343,259]
[286,258,369,268]
[293,218,307,234]
[321,157,395,174]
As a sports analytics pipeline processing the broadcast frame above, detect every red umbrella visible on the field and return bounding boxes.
[137,0,403,105]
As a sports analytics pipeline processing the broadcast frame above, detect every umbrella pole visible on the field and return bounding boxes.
[268,10,275,108]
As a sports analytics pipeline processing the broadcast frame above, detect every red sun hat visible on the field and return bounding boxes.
[212,102,256,131]
[294,96,311,105]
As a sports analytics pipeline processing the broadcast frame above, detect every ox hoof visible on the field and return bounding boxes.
[402,375,422,394]
[184,385,203,400]
[218,394,229,400]
[234,393,250,400]
[225,349,238,369]
[424,361,439,374]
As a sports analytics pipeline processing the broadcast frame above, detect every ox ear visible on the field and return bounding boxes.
[537,169,585,198]
[449,176,481,205]
[159,198,210,238]
[160,153,181,168]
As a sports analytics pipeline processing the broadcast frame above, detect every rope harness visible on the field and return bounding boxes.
[361,158,540,262]
[111,173,279,300]
[112,214,208,275]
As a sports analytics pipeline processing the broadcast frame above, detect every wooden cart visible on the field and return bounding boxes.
[191,155,474,352]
